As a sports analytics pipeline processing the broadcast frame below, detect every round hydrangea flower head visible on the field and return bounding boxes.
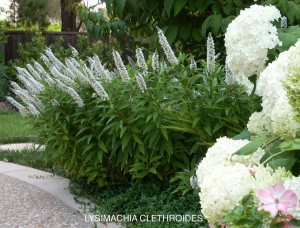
[284,176,300,219]
[196,137,250,185]
[225,5,282,79]
[199,163,255,224]
[247,111,273,136]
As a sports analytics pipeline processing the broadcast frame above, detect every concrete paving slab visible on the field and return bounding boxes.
[0,143,45,151]
[0,161,122,228]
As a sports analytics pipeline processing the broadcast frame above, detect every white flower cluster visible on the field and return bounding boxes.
[196,137,291,225]
[284,177,300,218]
[113,51,130,83]
[206,33,215,75]
[135,73,147,93]
[157,27,178,66]
[151,51,159,71]
[225,5,282,90]
[196,137,251,184]
[248,41,300,138]
[136,48,148,76]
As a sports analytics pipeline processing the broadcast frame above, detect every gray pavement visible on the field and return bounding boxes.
[0,144,122,228]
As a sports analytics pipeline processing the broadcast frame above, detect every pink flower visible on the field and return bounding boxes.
[249,169,255,176]
[257,183,298,217]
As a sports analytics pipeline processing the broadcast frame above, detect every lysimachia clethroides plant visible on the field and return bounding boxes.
[7,27,219,117]
[7,28,218,117]
[5,27,256,188]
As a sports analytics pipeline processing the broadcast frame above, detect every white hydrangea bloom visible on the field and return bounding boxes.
[284,176,300,219]
[199,164,255,224]
[247,111,273,136]
[247,40,300,138]
[270,94,300,138]
[256,51,289,113]
[196,137,250,185]
[232,148,265,167]
[225,5,282,78]
[252,165,291,191]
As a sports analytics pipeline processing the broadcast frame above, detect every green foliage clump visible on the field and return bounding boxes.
[32,51,260,188]
[70,180,208,228]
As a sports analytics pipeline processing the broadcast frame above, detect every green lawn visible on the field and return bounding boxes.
[0,112,38,143]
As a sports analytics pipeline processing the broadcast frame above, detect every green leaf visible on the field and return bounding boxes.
[192,117,200,128]
[129,163,146,172]
[232,130,253,140]
[179,26,191,40]
[115,0,126,18]
[221,16,234,33]
[204,123,211,135]
[88,12,97,23]
[134,170,149,178]
[192,29,201,42]
[92,24,101,37]
[121,133,131,151]
[98,141,108,153]
[161,128,168,140]
[173,0,188,16]
[126,0,137,13]
[165,26,178,44]
[278,32,298,50]
[234,135,268,156]
[289,219,300,226]
[132,133,143,145]
[149,167,157,174]
[202,14,222,36]
[86,23,93,34]
[164,0,174,17]
[278,138,300,151]
[212,122,223,134]
[196,0,209,14]
[82,143,96,154]
[233,0,243,7]
[267,155,296,170]
[97,151,104,163]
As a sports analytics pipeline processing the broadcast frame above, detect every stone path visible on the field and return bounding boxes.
[0,144,121,228]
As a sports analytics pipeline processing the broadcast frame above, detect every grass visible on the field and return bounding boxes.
[0,112,38,143]
[0,149,54,171]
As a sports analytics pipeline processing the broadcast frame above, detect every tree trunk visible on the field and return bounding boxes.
[60,0,81,31]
